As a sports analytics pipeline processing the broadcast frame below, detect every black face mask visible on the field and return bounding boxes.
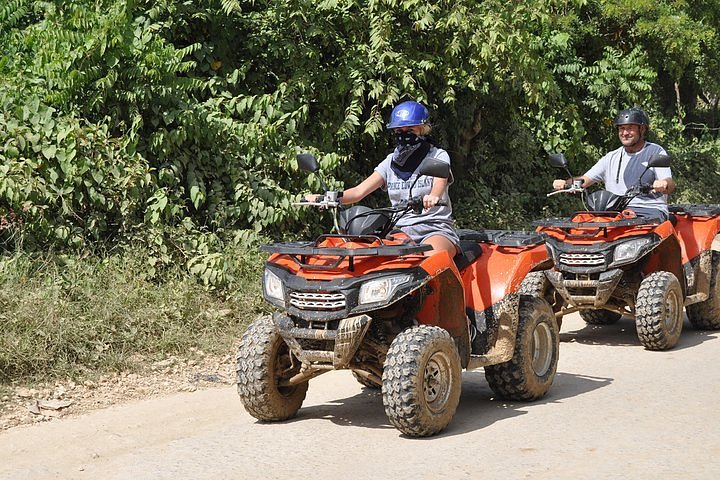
[394,131,423,147]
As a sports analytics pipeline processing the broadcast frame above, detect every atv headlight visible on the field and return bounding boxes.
[359,274,412,305]
[612,237,652,266]
[263,269,285,303]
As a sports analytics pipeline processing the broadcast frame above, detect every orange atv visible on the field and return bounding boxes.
[236,153,558,437]
[532,153,720,350]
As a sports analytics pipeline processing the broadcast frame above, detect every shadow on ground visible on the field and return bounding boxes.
[271,369,611,439]
[560,316,720,350]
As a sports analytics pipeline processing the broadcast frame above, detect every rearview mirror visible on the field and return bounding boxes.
[548,153,568,169]
[648,154,671,169]
[417,157,451,179]
[297,154,319,173]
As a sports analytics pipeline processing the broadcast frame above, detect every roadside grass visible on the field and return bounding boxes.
[0,247,266,387]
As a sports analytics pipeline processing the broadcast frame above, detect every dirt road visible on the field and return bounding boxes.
[2,313,720,480]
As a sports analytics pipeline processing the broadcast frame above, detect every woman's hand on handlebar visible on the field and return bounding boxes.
[422,194,441,210]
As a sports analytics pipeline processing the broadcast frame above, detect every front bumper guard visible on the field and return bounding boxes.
[545,269,623,308]
[273,312,372,369]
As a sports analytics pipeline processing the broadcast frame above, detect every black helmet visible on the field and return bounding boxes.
[614,107,650,128]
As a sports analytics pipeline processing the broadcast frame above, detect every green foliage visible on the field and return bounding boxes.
[0,95,150,248]
[0,248,264,383]
[1,0,720,280]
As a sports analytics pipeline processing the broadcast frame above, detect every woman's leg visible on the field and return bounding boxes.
[422,234,459,257]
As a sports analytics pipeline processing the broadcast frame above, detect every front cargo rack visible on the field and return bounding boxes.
[261,234,431,271]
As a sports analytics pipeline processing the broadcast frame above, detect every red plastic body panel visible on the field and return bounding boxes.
[673,214,720,263]
[460,243,549,313]
[266,234,468,337]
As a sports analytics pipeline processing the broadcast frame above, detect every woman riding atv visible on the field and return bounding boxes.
[306,100,459,258]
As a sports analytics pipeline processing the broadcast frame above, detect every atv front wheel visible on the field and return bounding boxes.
[485,296,559,400]
[636,271,683,350]
[236,315,308,421]
[519,271,564,328]
[382,325,461,437]
[686,252,720,330]
[580,309,622,325]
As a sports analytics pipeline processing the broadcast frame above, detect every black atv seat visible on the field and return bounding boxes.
[453,240,483,271]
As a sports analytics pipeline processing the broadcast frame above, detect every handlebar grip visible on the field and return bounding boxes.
[435,200,448,207]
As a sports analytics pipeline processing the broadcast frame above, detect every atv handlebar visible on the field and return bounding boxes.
[293,191,343,209]
[399,196,447,213]
[547,186,585,197]
[295,192,447,237]
[547,178,585,197]
[293,199,342,208]
[295,194,446,211]
[625,183,653,196]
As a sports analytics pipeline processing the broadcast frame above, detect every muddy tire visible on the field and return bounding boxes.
[485,297,559,401]
[382,325,461,437]
[580,309,622,325]
[686,252,720,330]
[636,271,683,350]
[236,315,308,421]
[519,271,564,328]
[352,370,381,389]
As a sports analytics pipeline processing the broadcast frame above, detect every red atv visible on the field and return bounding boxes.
[236,153,558,437]
[532,153,720,350]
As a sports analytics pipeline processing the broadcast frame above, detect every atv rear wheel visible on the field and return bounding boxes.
[580,309,622,325]
[636,271,683,350]
[382,325,461,437]
[485,297,559,400]
[686,252,720,330]
[519,271,564,328]
[236,315,308,421]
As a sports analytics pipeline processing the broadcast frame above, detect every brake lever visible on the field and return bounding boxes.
[292,199,341,208]
[547,187,584,197]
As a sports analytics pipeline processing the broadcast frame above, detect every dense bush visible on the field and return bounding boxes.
[1,0,719,270]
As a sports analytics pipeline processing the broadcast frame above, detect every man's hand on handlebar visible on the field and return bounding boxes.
[548,178,584,197]
[652,179,670,193]
[552,179,569,191]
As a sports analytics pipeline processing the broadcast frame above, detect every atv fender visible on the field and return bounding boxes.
[466,292,520,370]
[416,267,471,367]
[642,235,685,296]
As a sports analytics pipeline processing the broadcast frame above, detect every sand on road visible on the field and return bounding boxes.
[2,313,720,480]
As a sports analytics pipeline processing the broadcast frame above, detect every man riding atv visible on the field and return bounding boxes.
[552,107,675,221]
